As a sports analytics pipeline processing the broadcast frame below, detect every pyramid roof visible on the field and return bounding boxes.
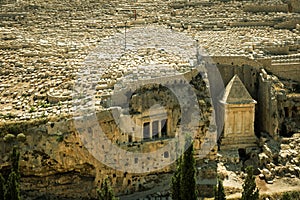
[220,75,256,104]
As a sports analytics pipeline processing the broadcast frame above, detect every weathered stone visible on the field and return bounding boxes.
[262,168,273,181]
[219,75,257,150]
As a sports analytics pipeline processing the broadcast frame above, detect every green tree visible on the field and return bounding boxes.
[215,178,226,200]
[3,147,21,200]
[241,166,259,200]
[281,192,291,200]
[4,172,20,200]
[171,156,182,200]
[180,136,197,200]
[0,173,5,200]
[97,178,118,200]
[11,147,20,180]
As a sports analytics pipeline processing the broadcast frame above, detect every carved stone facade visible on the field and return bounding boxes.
[118,105,173,143]
[219,75,257,150]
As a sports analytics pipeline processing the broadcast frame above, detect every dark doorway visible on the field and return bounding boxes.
[143,122,150,140]
[152,120,159,139]
[161,119,168,137]
[128,135,132,143]
[238,148,247,162]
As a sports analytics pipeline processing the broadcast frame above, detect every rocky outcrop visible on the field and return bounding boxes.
[0,116,174,199]
[0,70,214,199]
[257,133,300,184]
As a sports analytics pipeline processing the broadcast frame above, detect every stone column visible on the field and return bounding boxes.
[241,110,244,135]
[140,122,143,142]
[246,108,250,135]
[251,106,255,134]
[149,121,153,139]
[158,119,162,138]
[131,132,135,142]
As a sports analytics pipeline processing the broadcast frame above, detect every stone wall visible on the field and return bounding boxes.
[279,93,300,136]
[243,4,289,13]
[274,19,300,30]
[289,0,300,13]
[266,63,300,83]
[257,69,281,138]
[211,56,260,99]
[229,21,275,27]
[212,55,300,84]
[210,56,263,69]
[0,0,17,5]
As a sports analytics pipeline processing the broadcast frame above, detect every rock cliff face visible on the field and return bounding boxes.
[0,115,175,199]
[258,69,300,138]
[1,118,101,199]
[0,71,214,199]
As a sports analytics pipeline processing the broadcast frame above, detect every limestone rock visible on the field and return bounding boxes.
[262,168,273,181]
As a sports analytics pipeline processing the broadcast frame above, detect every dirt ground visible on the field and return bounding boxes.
[119,170,300,200]
[225,176,300,199]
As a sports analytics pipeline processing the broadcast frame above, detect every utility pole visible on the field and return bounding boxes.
[124,21,127,50]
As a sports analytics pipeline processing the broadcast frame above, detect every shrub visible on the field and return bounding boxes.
[3,134,15,143]
[16,133,26,142]
[97,178,118,200]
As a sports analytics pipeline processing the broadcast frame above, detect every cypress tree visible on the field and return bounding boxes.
[0,173,5,200]
[171,156,182,200]
[3,147,21,200]
[97,178,118,200]
[215,179,226,200]
[241,166,259,200]
[4,172,20,200]
[11,147,20,180]
[180,136,197,200]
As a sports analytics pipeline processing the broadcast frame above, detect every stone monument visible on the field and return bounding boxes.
[219,75,257,151]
